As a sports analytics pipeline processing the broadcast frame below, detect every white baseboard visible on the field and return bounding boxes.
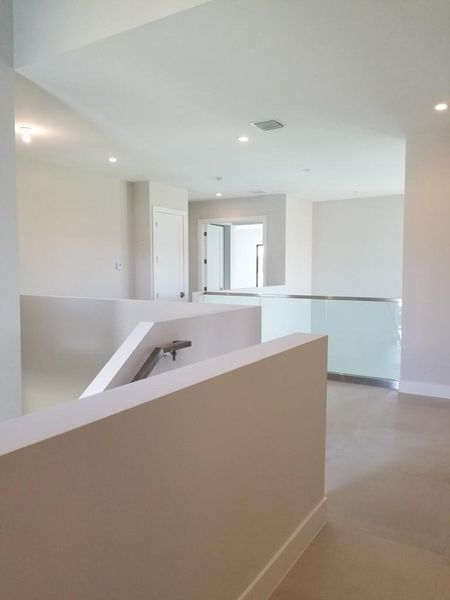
[237,497,328,600]
[399,380,450,400]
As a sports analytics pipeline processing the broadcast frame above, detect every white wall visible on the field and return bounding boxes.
[0,0,22,420]
[400,131,450,399]
[189,195,287,293]
[13,0,212,68]
[17,157,130,298]
[1,333,327,600]
[312,195,404,297]
[149,180,188,213]
[285,195,313,293]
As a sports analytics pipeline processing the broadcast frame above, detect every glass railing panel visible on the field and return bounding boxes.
[325,299,401,380]
[199,292,401,382]
[202,293,261,307]
[310,298,328,336]
[260,297,326,342]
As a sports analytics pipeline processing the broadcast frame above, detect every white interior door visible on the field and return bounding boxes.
[206,224,225,291]
[153,208,185,301]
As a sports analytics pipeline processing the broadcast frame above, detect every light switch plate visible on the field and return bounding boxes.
[115,262,124,271]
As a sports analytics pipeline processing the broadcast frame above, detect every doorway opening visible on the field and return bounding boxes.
[199,217,266,292]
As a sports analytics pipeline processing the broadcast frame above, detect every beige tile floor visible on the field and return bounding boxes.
[270,381,450,600]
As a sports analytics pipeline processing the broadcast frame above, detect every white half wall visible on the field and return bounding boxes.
[189,195,287,293]
[0,0,22,420]
[312,195,404,297]
[1,333,327,600]
[17,157,130,298]
[21,295,260,414]
[81,300,260,396]
[400,131,450,399]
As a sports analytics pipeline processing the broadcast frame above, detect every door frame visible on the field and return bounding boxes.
[152,206,188,301]
[204,223,226,292]
[197,215,267,292]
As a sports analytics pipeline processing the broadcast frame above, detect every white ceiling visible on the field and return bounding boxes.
[15,0,450,200]
[13,0,212,67]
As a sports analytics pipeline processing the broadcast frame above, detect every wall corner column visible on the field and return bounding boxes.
[400,130,450,399]
[0,0,22,419]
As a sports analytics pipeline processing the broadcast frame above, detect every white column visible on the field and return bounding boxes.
[0,0,22,419]
[285,194,312,293]
[400,130,450,399]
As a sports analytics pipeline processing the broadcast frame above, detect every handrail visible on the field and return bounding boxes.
[132,340,192,382]
[202,291,402,303]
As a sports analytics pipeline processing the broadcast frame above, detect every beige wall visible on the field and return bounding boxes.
[128,182,151,299]
[312,195,404,297]
[0,334,327,600]
[128,180,189,299]
[0,0,22,420]
[190,193,404,299]
[400,131,450,398]
[17,157,130,298]
[189,195,287,293]
[16,159,189,301]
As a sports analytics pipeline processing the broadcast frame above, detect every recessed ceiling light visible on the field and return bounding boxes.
[108,156,118,163]
[19,126,33,143]
[216,192,223,197]
[434,103,448,111]
[16,123,47,143]
[238,136,249,143]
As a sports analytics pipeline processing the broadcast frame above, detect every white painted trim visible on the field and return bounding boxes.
[237,497,328,600]
[399,380,450,400]
[152,206,188,301]
[80,321,154,398]
[153,206,187,217]
[198,215,268,292]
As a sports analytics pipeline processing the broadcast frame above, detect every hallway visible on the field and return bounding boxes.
[270,382,450,599]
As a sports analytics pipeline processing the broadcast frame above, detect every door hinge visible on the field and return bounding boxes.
[203,259,207,264]
[203,231,207,237]
[204,286,207,292]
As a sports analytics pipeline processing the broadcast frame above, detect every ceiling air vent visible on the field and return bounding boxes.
[252,119,284,131]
